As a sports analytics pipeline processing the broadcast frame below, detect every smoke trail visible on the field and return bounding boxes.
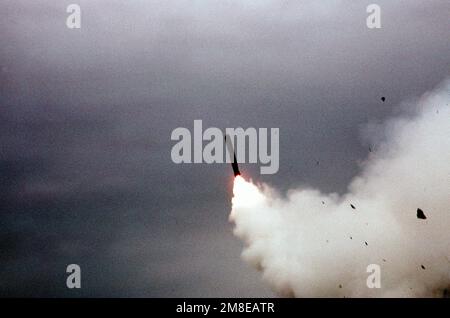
[230,80,450,297]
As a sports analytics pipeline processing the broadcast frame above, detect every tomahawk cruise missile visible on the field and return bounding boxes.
[224,135,241,177]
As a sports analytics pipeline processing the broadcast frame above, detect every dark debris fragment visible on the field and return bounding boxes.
[417,208,427,219]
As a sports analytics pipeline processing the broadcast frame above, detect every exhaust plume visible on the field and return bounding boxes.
[230,80,450,297]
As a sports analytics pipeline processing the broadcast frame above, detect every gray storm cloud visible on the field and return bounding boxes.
[230,80,450,297]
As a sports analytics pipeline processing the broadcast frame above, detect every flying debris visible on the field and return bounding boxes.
[417,208,427,219]
[224,135,241,177]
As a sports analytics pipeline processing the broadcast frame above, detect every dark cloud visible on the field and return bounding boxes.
[0,0,449,296]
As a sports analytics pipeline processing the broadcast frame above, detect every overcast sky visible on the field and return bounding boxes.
[1,0,449,296]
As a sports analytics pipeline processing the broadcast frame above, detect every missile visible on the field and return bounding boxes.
[224,135,241,177]
[230,151,241,177]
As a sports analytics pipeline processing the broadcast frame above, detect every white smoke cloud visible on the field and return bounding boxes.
[230,79,450,297]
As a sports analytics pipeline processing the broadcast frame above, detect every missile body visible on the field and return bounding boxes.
[231,152,241,176]
[224,135,241,177]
